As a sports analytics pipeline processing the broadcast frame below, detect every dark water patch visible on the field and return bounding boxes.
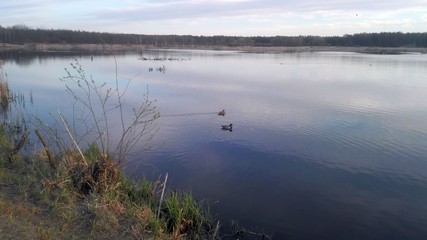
[133,140,427,239]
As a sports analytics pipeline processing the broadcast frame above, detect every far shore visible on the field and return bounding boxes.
[1,43,427,54]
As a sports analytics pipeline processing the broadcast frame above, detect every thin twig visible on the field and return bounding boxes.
[157,172,168,219]
[12,130,29,155]
[57,109,88,166]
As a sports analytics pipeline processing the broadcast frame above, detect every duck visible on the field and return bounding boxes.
[218,109,225,116]
[221,124,232,131]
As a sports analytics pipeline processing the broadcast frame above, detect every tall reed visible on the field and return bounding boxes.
[0,63,9,108]
[0,62,10,123]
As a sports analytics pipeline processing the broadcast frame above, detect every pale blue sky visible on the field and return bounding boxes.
[1,0,426,36]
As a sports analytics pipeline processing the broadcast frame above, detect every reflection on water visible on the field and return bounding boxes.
[3,50,427,239]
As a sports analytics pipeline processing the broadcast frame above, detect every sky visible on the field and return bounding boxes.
[1,0,426,36]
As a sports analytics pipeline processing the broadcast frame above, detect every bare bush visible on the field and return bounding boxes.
[43,59,159,169]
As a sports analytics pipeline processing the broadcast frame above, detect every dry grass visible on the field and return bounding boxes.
[0,157,76,239]
[0,135,217,239]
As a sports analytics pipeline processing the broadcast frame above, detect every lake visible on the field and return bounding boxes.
[2,49,427,239]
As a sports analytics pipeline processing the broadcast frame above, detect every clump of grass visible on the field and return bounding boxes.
[58,144,120,196]
[163,191,215,239]
[88,200,121,236]
[36,226,53,240]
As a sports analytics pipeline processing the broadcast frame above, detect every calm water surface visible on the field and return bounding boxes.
[3,50,427,239]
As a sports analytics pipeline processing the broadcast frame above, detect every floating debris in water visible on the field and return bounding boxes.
[139,57,191,61]
[147,66,166,73]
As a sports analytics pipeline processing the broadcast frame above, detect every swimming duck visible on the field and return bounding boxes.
[221,124,232,131]
[218,109,225,116]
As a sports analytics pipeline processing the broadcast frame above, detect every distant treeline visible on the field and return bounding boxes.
[1,24,427,48]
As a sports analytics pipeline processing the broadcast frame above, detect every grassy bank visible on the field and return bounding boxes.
[0,128,219,239]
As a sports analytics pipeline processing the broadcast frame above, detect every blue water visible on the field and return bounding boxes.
[2,50,427,239]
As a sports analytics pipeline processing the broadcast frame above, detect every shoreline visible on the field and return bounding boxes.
[1,43,427,54]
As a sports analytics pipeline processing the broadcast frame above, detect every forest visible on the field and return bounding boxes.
[1,24,427,48]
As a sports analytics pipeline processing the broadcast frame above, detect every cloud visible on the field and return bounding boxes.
[92,0,427,30]
[1,0,426,35]
[96,1,256,22]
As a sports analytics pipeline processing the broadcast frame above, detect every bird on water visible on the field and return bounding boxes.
[221,124,232,131]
